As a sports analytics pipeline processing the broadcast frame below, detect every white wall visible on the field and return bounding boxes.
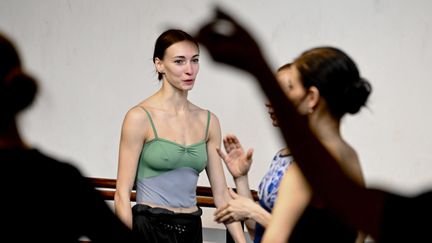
[1,0,432,234]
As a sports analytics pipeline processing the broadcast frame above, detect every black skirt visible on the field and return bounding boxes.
[132,204,203,243]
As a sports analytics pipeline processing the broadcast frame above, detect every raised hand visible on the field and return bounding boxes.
[216,134,253,178]
[195,7,267,75]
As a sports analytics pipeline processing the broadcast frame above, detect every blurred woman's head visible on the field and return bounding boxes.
[0,33,38,125]
[266,63,292,127]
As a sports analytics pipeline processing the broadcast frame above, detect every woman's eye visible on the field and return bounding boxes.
[192,58,199,63]
[286,81,294,90]
[174,60,184,64]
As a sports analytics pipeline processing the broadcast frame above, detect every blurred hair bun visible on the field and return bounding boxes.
[1,33,38,115]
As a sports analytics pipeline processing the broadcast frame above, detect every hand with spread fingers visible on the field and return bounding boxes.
[216,134,270,240]
[216,134,254,179]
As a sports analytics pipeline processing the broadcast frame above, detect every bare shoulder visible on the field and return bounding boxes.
[339,142,365,185]
[124,106,147,122]
[189,103,220,123]
[204,109,219,123]
[202,108,220,127]
[208,110,219,121]
[121,104,152,132]
[342,143,360,165]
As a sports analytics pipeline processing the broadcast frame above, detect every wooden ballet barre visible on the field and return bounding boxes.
[85,177,258,243]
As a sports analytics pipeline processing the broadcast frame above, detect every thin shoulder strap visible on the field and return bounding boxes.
[204,110,211,140]
[137,106,158,138]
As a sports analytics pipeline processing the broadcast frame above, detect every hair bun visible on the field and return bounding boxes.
[1,71,38,114]
[344,77,372,114]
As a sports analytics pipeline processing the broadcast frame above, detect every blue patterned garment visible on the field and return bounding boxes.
[258,150,294,211]
[254,149,294,243]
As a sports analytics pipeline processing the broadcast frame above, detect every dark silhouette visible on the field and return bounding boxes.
[0,32,145,242]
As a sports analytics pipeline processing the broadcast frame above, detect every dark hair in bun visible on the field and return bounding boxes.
[294,46,372,118]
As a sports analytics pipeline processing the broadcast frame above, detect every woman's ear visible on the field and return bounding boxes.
[307,86,320,113]
[154,57,165,74]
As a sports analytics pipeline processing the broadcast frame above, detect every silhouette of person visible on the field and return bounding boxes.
[0,32,145,242]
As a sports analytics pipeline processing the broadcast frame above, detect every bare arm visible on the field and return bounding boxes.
[114,107,147,228]
[231,176,260,239]
[261,163,311,243]
[206,113,246,243]
[216,134,257,237]
[234,178,257,239]
[214,186,271,241]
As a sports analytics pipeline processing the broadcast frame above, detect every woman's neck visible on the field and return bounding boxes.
[152,87,190,114]
[308,108,341,143]
[308,109,357,166]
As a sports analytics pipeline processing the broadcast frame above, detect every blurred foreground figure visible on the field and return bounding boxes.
[195,8,432,242]
[0,32,144,242]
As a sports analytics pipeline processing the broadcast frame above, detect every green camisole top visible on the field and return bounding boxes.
[136,107,210,179]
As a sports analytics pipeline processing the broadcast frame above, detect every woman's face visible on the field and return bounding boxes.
[156,40,200,91]
[276,65,310,115]
[265,102,278,127]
